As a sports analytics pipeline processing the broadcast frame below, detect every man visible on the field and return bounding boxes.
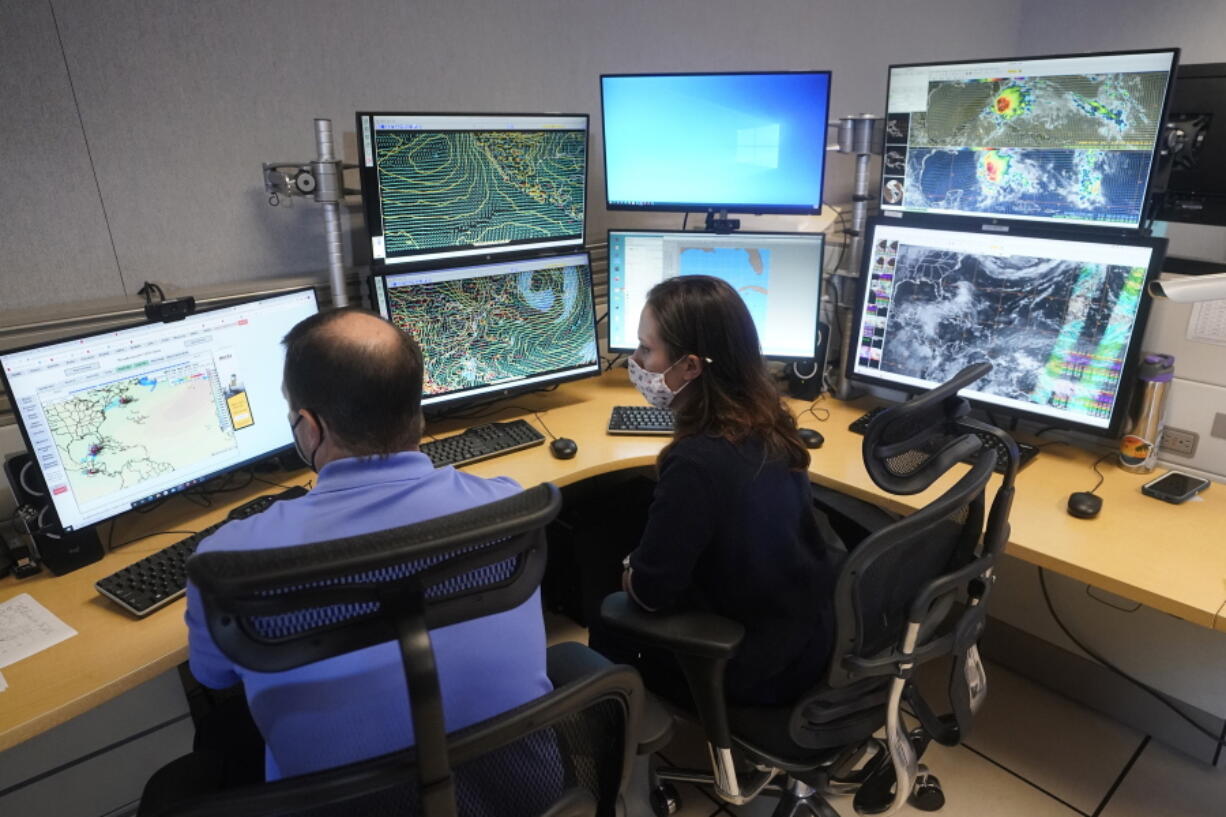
[184,308,551,781]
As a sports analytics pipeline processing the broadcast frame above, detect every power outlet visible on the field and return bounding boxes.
[1159,426,1199,457]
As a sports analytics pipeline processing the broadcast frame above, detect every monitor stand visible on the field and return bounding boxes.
[705,209,741,234]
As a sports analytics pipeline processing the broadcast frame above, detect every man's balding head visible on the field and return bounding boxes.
[282,306,424,456]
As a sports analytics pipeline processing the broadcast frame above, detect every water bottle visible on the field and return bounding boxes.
[1118,354,1175,474]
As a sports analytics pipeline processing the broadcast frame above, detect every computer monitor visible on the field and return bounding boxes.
[882,49,1178,230]
[1152,63,1226,226]
[606,230,824,360]
[848,219,1166,435]
[356,112,589,267]
[0,289,320,532]
[370,252,600,409]
[601,72,832,214]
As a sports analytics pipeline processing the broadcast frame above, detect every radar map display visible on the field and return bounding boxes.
[859,239,1146,424]
[886,69,1169,226]
[375,130,586,257]
[387,263,597,396]
[676,246,771,327]
[44,362,237,505]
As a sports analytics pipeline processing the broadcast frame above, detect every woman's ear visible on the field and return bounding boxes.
[678,353,705,382]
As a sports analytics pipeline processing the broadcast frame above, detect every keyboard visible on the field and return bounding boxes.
[421,419,544,467]
[847,407,1038,474]
[607,406,675,436]
[95,485,308,617]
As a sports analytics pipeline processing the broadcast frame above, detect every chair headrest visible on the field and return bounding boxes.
[862,363,994,495]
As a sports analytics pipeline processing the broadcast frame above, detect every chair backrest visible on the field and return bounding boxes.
[795,364,1017,747]
[153,659,643,817]
[186,483,588,817]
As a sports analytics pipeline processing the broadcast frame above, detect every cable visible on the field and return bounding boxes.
[682,212,689,231]
[1087,450,1115,494]
[799,394,831,423]
[1038,567,1226,747]
[595,311,608,326]
[528,410,557,441]
[603,352,627,373]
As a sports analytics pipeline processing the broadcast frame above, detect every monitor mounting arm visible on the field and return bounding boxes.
[262,119,361,307]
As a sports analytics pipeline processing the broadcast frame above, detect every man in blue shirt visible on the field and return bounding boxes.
[184,308,551,781]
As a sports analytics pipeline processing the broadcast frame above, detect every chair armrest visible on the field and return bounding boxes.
[547,641,615,688]
[599,592,745,659]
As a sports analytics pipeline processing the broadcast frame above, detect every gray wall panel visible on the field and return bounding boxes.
[0,0,124,311]
[10,0,1025,309]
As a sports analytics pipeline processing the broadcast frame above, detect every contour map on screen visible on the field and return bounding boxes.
[886,70,1168,226]
[387,263,598,395]
[43,360,237,506]
[859,238,1147,423]
[374,130,586,256]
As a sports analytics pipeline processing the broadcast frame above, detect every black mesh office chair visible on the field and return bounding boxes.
[600,363,1018,816]
[145,483,643,817]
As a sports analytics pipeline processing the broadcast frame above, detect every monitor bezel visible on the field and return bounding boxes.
[605,228,825,361]
[880,47,1181,233]
[844,217,1167,437]
[599,71,833,215]
[368,251,602,415]
[0,287,320,532]
[355,111,591,269]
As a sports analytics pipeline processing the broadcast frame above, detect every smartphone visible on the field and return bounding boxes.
[1141,471,1212,504]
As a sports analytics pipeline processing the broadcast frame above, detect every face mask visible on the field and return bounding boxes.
[627,357,690,409]
[290,413,323,472]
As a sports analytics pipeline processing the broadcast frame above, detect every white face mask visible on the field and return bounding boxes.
[627,357,689,409]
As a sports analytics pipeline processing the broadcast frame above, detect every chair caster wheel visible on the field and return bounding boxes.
[910,773,944,811]
[651,782,681,817]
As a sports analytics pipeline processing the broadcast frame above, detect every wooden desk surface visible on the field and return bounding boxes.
[3,370,1225,751]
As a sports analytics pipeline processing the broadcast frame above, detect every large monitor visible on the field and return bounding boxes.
[1153,63,1226,226]
[0,289,320,532]
[607,230,824,360]
[882,49,1178,230]
[356,112,589,267]
[848,219,1166,435]
[601,72,832,214]
[371,252,600,409]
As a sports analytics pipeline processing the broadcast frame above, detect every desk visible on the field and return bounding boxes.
[3,369,1225,752]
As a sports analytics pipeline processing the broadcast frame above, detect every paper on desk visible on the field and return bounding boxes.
[0,593,78,669]
[1187,299,1226,346]
[0,670,6,692]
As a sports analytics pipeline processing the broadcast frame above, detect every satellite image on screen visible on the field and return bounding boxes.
[892,71,1168,224]
[387,263,597,395]
[375,129,586,256]
[860,241,1146,423]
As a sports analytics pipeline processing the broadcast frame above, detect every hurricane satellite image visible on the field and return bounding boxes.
[898,71,1167,223]
[375,130,586,256]
[676,246,771,326]
[44,363,237,505]
[387,263,597,395]
[867,244,1146,422]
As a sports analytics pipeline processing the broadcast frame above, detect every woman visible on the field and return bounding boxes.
[613,275,836,707]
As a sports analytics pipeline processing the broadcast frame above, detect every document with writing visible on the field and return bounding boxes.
[0,593,78,669]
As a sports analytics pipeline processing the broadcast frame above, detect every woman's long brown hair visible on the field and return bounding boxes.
[646,275,810,471]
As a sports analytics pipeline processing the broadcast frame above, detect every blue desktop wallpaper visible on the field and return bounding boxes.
[602,73,831,210]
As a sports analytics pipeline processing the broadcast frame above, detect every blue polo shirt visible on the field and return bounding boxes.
[185,452,552,781]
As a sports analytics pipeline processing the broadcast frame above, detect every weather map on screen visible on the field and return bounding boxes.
[882,51,1176,228]
[357,113,588,266]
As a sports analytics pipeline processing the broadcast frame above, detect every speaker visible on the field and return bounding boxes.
[785,321,831,402]
[4,453,105,575]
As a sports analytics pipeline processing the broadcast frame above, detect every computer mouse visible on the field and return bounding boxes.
[1067,491,1103,519]
[550,437,578,460]
[798,428,825,449]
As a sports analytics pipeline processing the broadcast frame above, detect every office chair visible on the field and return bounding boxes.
[600,362,1018,816]
[146,483,644,817]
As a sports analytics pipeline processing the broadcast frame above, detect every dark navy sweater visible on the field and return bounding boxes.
[627,434,836,706]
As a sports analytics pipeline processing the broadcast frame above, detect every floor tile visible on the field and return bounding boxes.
[723,742,1081,817]
[544,610,588,646]
[913,656,1143,813]
[1100,739,1226,817]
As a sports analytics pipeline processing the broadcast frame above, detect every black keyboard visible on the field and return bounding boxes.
[607,406,675,436]
[847,408,1038,474]
[420,419,544,468]
[95,485,308,617]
